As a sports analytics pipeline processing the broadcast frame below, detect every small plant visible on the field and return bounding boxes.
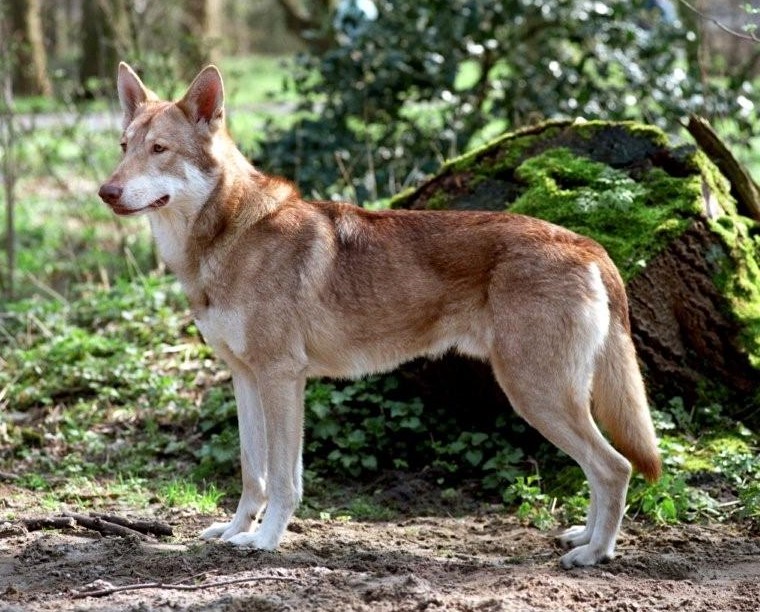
[503,475,557,531]
[629,473,715,524]
[739,483,760,519]
[194,387,239,478]
[431,425,524,491]
[627,405,758,524]
[18,473,49,491]
[305,376,426,477]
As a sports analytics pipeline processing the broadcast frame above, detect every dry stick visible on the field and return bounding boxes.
[22,517,77,531]
[71,575,299,599]
[62,513,153,541]
[89,513,174,537]
[20,513,171,539]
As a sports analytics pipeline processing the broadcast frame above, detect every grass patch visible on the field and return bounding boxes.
[0,275,217,483]
[160,480,224,513]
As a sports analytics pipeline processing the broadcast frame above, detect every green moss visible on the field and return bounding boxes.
[572,119,671,148]
[692,150,737,215]
[386,185,418,210]
[425,190,453,210]
[444,122,567,176]
[710,214,760,369]
[508,148,703,281]
[443,119,668,176]
[678,432,755,473]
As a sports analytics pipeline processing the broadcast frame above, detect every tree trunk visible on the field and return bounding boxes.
[79,0,118,98]
[1,10,18,299]
[178,0,223,81]
[391,120,760,424]
[7,0,52,96]
[275,0,335,54]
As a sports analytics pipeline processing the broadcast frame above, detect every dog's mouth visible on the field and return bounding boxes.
[111,195,170,216]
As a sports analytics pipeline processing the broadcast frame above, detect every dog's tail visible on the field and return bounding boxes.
[593,321,661,482]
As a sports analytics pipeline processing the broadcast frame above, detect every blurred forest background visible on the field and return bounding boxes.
[0,1,759,526]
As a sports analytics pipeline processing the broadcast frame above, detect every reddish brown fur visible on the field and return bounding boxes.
[99,63,661,568]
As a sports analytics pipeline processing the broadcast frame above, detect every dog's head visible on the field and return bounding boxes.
[98,63,226,217]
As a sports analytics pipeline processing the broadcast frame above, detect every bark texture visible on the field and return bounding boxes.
[7,0,52,96]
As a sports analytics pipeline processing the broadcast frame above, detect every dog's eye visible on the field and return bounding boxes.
[153,143,167,154]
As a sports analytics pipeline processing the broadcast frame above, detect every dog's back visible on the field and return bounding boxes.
[99,62,660,569]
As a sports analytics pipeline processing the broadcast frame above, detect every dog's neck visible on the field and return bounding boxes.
[148,134,297,309]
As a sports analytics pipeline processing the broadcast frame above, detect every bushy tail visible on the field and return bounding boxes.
[593,324,661,482]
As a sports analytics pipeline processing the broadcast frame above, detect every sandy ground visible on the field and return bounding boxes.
[1,489,759,612]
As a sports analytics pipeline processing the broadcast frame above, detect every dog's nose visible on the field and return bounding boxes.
[98,183,123,205]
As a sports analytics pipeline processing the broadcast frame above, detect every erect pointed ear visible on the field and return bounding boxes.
[117,62,158,128]
[177,65,225,130]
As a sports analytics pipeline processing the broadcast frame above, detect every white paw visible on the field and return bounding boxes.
[226,531,279,551]
[200,522,232,540]
[559,544,613,569]
[558,525,592,549]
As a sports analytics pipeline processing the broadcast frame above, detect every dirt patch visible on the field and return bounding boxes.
[1,489,759,612]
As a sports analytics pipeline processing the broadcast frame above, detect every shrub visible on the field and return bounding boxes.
[259,0,757,202]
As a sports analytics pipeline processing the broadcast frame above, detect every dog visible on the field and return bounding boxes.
[98,63,661,568]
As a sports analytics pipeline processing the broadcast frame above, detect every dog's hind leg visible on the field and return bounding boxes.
[201,370,268,541]
[227,366,306,550]
[491,349,632,567]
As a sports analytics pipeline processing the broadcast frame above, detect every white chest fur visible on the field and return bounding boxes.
[195,306,248,360]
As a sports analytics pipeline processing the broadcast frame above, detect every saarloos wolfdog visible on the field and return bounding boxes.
[98,63,661,568]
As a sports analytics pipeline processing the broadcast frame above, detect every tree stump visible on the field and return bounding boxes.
[391,119,760,424]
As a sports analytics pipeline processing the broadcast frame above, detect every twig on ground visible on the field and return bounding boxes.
[20,513,173,540]
[88,513,174,537]
[22,517,77,532]
[71,575,299,599]
[61,513,153,541]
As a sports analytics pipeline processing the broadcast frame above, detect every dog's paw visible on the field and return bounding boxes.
[225,531,279,551]
[557,525,591,549]
[559,544,613,569]
[199,522,232,540]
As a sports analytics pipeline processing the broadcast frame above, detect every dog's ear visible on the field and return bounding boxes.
[117,62,157,128]
[178,65,225,131]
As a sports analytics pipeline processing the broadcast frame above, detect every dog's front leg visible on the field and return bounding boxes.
[227,366,306,550]
[201,369,268,541]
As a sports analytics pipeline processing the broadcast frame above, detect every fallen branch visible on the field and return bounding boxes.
[22,517,77,532]
[686,114,760,222]
[88,513,173,537]
[20,513,173,540]
[71,575,299,599]
[61,513,153,541]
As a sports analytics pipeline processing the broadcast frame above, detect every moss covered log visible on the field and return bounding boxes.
[391,119,760,421]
